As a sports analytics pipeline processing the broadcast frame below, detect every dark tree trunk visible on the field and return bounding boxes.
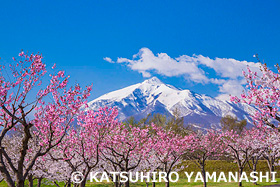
[67,181,71,187]
[165,171,170,187]
[125,180,130,187]
[16,179,25,187]
[53,181,60,187]
[152,182,155,187]
[270,165,275,181]
[266,158,275,181]
[0,166,16,187]
[144,179,149,187]
[253,164,257,185]
[80,180,86,187]
[79,171,90,187]
[37,178,42,187]
[113,175,121,187]
[122,171,129,187]
[112,175,121,187]
[201,166,207,187]
[64,179,71,187]
[28,175,33,187]
[238,168,243,187]
[3,178,15,187]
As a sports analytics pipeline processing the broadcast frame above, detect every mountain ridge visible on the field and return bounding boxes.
[87,77,255,130]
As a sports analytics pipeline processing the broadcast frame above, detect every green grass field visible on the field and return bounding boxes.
[88,160,280,186]
[88,178,280,187]
[0,178,278,187]
[0,160,278,186]
[0,179,278,187]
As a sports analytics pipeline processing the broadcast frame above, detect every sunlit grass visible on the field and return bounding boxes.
[0,160,279,186]
[87,177,280,187]
[0,177,278,187]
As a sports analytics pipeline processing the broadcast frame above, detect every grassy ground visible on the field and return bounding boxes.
[0,160,278,186]
[88,178,280,187]
[88,160,280,186]
[0,177,279,187]
[179,160,280,177]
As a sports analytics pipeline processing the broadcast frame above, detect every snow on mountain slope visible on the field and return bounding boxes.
[87,77,256,129]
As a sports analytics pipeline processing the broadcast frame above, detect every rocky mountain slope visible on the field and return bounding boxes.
[87,77,255,129]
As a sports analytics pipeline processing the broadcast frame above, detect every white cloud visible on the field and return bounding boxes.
[195,55,261,79]
[103,57,114,63]
[216,79,247,101]
[116,48,209,83]
[104,47,261,101]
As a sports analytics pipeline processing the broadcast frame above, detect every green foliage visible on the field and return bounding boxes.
[220,115,247,134]
[124,116,138,127]
[124,108,193,136]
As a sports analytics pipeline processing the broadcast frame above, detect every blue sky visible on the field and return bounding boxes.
[1,0,280,101]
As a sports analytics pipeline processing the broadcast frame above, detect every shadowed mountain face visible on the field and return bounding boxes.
[87,77,256,130]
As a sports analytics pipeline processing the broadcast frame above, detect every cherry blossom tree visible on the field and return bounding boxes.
[231,63,280,131]
[136,151,160,187]
[3,135,42,187]
[0,52,92,187]
[56,107,121,187]
[262,129,280,180]
[35,148,74,187]
[2,132,71,187]
[229,60,280,182]
[150,124,192,187]
[101,124,151,187]
[186,130,226,187]
[98,159,123,187]
[244,128,267,184]
[222,129,255,187]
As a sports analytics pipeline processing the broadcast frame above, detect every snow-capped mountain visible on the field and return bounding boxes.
[87,77,256,129]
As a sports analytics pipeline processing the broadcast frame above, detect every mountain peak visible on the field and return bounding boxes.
[143,77,163,85]
[87,77,255,130]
